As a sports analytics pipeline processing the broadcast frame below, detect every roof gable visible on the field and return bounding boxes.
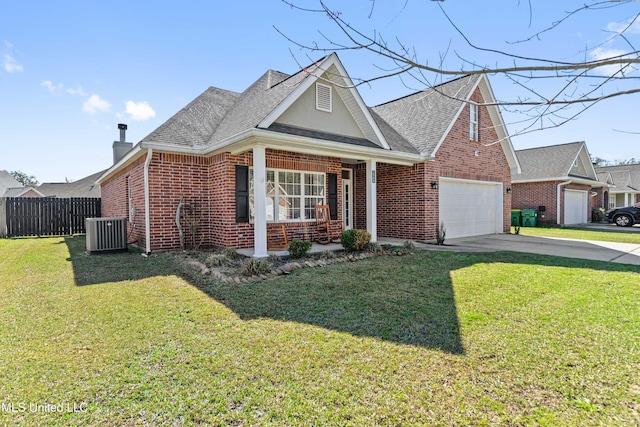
[372,75,478,155]
[514,141,598,182]
[371,74,519,172]
[595,163,640,192]
[272,67,367,140]
[258,54,389,149]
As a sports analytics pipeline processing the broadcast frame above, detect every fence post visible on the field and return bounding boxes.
[0,197,6,237]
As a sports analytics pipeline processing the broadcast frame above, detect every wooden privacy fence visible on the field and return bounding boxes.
[1,197,101,237]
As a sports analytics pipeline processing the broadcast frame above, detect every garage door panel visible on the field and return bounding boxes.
[564,190,587,224]
[439,179,501,239]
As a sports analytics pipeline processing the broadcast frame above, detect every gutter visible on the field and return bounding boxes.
[556,180,572,225]
[143,148,153,255]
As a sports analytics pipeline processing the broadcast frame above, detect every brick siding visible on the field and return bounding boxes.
[101,88,513,249]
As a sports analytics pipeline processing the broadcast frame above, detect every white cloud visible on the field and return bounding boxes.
[606,18,640,35]
[125,100,156,121]
[66,86,87,97]
[41,80,63,93]
[82,94,111,114]
[2,41,23,73]
[590,47,630,76]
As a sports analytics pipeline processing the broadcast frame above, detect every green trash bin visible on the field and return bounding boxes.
[521,209,537,227]
[511,209,522,227]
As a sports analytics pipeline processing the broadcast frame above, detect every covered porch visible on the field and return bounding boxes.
[227,134,422,257]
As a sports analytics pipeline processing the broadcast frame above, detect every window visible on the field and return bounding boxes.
[316,82,332,112]
[249,168,325,222]
[609,195,616,209]
[469,103,479,141]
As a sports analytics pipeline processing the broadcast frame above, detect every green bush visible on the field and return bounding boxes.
[288,239,312,259]
[592,207,605,222]
[340,229,371,251]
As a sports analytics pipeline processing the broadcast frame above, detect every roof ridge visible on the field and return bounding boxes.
[515,141,584,153]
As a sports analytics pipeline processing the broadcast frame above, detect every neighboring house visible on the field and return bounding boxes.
[0,170,24,198]
[37,170,104,198]
[3,171,103,199]
[512,142,606,226]
[98,53,520,256]
[3,187,45,198]
[595,164,640,208]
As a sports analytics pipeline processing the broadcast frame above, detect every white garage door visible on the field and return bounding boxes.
[564,190,587,224]
[439,178,503,239]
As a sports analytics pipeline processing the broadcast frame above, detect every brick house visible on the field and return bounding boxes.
[595,164,640,208]
[98,53,520,256]
[512,142,607,226]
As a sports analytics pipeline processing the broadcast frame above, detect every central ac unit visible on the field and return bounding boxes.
[86,217,128,253]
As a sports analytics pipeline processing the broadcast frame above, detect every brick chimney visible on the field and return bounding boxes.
[112,124,133,164]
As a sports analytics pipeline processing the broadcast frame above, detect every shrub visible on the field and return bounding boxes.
[592,207,605,222]
[205,253,228,267]
[288,239,312,259]
[322,250,336,259]
[222,247,240,260]
[242,258,271,276]
[340,229,371,251]
[436,222,446,246]
[367,242,385,255]
[403,240,415,251]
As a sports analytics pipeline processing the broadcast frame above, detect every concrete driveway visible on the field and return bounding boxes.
[444,234,640,266]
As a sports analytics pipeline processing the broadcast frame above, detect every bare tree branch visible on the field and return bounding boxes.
[278,0,640,137]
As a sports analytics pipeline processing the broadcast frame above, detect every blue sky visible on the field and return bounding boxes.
[1,1,638,183]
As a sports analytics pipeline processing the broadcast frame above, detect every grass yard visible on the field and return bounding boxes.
[0,236,638,426]
[516,225,640,244]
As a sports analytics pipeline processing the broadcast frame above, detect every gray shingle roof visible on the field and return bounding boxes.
[138,57,500,159]
[596,163,640,191]
[37,170,105,198]
[371,75,480,155]
[514,142,587,181]
[210,68,313,143]
[142,87,241,147]
[0,170,23,197]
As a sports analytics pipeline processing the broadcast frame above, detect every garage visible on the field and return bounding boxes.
[439,178,503,239]
[564,189,588,224]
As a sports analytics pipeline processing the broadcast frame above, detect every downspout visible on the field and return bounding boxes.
[556,180,572,225]
[144,148,153,255]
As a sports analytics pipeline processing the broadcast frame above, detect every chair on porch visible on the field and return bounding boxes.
[315,204,330,244]
[266,223,289,250]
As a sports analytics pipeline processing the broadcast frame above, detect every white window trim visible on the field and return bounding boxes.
[470,102,478,141]
[316,82,332,113]
[249,167,326,223]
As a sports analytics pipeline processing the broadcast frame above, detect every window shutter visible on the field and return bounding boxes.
[235,165,249,223]
[328,173,338,220]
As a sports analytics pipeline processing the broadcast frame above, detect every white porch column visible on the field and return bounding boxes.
[366,159,377,242]
[253,146,268,258]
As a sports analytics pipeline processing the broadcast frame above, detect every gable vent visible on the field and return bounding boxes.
[316,82,332,112]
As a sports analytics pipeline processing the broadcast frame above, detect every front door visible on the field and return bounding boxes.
[342,169,353,230]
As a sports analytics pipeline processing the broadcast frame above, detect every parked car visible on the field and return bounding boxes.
[605,202,640,227]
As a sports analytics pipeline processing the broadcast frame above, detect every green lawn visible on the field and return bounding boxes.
[516,225,640,244]
[0,236,638,426]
